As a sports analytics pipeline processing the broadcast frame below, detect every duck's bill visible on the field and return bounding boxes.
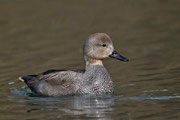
[109,50,129,62]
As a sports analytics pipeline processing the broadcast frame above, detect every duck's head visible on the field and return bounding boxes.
[83,33,129,65]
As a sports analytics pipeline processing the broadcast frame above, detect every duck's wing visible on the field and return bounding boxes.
[20,69,84,96]
[20,69,66,84]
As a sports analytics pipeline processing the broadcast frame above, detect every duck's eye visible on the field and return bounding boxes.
[102,44,107,47]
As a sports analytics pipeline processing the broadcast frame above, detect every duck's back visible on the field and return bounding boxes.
[21,69,84,96]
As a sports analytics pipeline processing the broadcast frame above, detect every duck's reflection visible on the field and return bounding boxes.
[26,94,114,120]
[62,95,114,119]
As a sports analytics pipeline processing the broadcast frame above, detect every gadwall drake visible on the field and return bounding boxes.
[19,33,128,96]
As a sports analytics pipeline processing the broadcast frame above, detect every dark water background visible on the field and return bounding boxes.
[0,0,180,120]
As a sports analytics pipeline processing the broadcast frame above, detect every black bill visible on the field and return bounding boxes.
[109,50,129,62]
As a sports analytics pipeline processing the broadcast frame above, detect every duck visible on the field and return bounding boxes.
[19,33,129,96]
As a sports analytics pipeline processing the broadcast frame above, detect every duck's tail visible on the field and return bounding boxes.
[19,75,37,83]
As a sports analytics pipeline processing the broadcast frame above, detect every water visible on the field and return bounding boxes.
[0,0,180,120]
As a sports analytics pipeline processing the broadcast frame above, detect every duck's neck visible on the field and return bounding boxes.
[85,58,103,68]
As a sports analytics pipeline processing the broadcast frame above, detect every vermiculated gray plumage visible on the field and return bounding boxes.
[21,65,113,96]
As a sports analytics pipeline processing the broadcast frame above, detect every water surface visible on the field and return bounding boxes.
[0,0,180,120]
